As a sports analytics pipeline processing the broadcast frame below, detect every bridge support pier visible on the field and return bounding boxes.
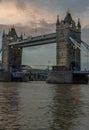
[47,66,89,84]
[47,70,73,83]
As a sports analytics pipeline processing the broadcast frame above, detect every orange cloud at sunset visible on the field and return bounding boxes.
[0,1,55,27]
[0,0,88,29]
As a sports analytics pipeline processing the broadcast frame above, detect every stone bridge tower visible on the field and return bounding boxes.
[56,10,81,70]
[2,27,23,72]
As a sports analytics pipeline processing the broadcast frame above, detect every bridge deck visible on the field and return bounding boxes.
[9,33,56,47]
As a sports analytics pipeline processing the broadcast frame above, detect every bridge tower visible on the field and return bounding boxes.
[56,10,81,70]
[2,27,23,72]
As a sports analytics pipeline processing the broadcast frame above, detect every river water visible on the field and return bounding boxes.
[0,81,89,130]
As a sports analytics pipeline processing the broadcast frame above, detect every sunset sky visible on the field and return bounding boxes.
[0,0,89,69]
[0,0,89,27]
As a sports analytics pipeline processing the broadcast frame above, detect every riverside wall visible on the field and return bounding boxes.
[47,71,73,83]
[0,72,11,81]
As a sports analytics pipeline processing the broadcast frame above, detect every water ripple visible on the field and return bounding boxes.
[0,82,89,130]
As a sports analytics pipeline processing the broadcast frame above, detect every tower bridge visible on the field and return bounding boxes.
[1,10,89,83]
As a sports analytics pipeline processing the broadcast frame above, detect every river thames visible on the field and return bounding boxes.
[0,81,89,130]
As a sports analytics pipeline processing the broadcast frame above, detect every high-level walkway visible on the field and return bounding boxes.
[8,33,56,47]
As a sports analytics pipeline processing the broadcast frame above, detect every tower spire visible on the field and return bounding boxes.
[67,8,70,14]
[64,9,72,24]
[77,18,81,28]
[56,15,60,26]
[2,30,5,38]
[20,32,23,40]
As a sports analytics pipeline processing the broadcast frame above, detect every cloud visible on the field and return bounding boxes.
[0,0,56,26]
[14,0,89,28]
[51,0,89,13]
[0,0,89,28]
[14,0,89,13]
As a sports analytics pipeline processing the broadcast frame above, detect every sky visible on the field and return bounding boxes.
[0,0,89,27]
[0,0,89,69]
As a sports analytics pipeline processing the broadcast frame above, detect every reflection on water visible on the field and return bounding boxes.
[0,82,89,130]
[0,83,20,130]
[51,85,82,130]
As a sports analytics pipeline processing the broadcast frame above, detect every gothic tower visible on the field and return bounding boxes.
[56,10,81,70]
[2,27,23,72]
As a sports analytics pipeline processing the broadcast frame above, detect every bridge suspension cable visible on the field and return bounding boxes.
[81,40,89,50]
[69,36,82,50]
[69,36,89,52]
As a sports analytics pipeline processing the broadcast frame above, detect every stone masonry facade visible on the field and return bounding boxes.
[56,10,81,70]
[2,27,23,71]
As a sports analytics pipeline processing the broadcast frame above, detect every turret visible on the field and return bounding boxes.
[20,32,23,40]
[77,18,81,29]
[56,15,60,26]
[64,9,72,25]
[56,15,61,39]
[2,30,5,38]
[8,26,18,41]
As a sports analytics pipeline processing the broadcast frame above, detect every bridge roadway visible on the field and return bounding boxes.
[9,33,56,47]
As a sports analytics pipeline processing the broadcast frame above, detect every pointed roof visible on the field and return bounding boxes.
[2,30,5,37]
[8,26,17,37]
[56,15,60,25]
[77,18,81,28]
[64,9,72,24]
[20,32,23,40]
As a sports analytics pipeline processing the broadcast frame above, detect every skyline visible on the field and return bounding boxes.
[0,0,89,69]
